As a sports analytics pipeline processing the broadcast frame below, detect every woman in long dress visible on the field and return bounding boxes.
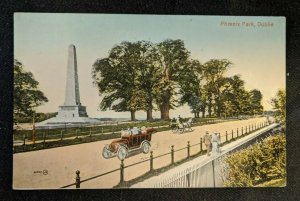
[211,132,220,155]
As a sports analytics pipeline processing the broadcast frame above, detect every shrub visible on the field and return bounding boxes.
[224,133,286,187]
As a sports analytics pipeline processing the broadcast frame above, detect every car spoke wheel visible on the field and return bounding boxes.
[117,146,128,160]
[102,146,112,159]
[142,142,150,154]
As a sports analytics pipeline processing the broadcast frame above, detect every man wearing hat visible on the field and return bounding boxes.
[203,131,212,156]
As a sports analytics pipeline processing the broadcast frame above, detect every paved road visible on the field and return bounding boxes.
[13,117,267,189]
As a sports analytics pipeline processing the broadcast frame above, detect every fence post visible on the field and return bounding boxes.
[225,131,228,142]
[212,160,216,188]
[61,130,63,141]
[171,145,174,164]
[43,132,46,148]
[242,127,243,135]
[245,126,247,134]
[231,129,233,139]
[89,128,92,137]
[237,128,239,137]
[75,170,80,189]
[218,133,221,143]
[252,124,253,131]
[255,124,256,130]
[76,130,78,139]
[249,125,250,132]
[120,159,124,185]
[150,151,153,172]
[200,138,203,152]
[186,172,191,187]
[187,141,190,158]
[23,134,26,150]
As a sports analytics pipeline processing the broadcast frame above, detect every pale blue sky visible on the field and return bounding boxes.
[14,13,285,119]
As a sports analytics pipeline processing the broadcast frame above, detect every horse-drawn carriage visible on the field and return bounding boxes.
[102,127,157,160]
[170,118,193,134]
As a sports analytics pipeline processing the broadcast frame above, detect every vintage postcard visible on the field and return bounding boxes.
[13,13,286,189]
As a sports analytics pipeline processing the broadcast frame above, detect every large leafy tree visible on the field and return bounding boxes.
[178,59,203,118]
[155,39,191,120]
[202,59,232,117]
[249,89,263,115]
[92,41,161,121]
[133,41,161,120]
[226,75,248,117]
[271,89,286,123]
[14,60,48,123]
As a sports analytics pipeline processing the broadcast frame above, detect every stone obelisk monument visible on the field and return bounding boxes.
[56,44,88,118]
[37,44,100,128]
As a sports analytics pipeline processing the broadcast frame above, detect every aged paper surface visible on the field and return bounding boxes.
[13,14,285,189]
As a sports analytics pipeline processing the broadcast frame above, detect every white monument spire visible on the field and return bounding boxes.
[36,44,101,128]
[64,44,81,106]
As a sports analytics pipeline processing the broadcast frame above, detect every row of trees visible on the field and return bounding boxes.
[92,39,263,121]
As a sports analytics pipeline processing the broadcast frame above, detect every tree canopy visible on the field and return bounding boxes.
[271,89,286,123]
[14,60,48,123]
[92,39,264,120]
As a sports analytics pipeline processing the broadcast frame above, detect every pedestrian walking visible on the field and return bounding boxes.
[212,132,221,155]
[203,131,212,156]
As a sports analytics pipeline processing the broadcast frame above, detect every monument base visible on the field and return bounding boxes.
[36,105,101,129]
[57,105,88,118]
[36,116,101,129]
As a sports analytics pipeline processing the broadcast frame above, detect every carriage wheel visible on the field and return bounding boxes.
[117,146,128,160]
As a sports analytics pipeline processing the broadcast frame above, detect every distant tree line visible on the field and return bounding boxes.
[92,39,264,121]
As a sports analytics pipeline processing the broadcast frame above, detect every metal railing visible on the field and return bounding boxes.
[61,120,270,188]
[13,118,237,152]
[154,122,279,188]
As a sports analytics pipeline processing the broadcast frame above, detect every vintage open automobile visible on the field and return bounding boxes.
[102,127,157,160]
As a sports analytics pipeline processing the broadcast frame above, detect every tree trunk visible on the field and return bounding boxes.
[202,107,206,118]
[217,102,221,118]
[196,112,200,118]
[208,100,212,117]
[160,103,170,120]
[194,112,197,118]
[146,109,153,121]
[130,110,136,121]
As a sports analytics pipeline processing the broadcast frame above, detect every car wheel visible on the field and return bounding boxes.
[141,142,150,154]
[102,146,112,159]
[117,146,128,160]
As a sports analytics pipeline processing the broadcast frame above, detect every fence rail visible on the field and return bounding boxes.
[154,123,280,188]
[14,117,242,151]
[61,120,270,189]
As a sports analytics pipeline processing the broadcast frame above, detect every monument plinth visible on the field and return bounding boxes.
[37,44,100,128]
